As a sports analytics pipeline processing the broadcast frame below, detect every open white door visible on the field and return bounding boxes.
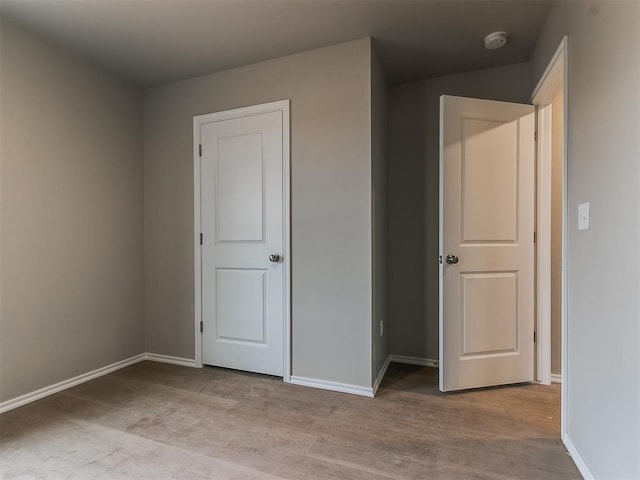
[439,95,535,392]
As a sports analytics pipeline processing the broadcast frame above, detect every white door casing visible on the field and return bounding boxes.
[439,95,535,392]
[531,36,568,389]
[535,103,553,385]
[530,35,568,439]
[194,100,290,379]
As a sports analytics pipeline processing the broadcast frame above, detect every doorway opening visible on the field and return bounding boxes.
[437,36,568,402]
[531,36,568,436]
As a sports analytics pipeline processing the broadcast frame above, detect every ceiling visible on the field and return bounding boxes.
[0,0,553,87]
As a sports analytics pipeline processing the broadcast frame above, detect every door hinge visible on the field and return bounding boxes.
[200,233,203,245]
[199,144,202,157]
[200,321,203,333]
[534,331,537,343]
[534,231,536,243]
[534,130,537,142]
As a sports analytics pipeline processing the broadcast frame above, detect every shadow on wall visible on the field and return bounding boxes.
[387,61,532,362]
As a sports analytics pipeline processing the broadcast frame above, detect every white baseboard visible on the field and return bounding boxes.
[2,353,395,411]
[373,355,391,395]
[0,353,146,414]
[144,353,197,367]
[562,432,594,479]
[550,373,562,384]
[290,375,374,398]
[0,352,200,415]
[389,355,439,368]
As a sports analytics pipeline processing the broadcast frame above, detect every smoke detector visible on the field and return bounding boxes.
[484,31,508,50]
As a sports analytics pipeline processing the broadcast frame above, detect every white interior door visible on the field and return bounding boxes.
[439,95,535,392]
[199,105,286,377]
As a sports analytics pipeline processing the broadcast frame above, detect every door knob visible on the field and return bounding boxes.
[269,254,281,263]
[445,254,459,265]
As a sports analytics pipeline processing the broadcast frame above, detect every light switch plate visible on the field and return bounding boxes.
[578,202,590,230]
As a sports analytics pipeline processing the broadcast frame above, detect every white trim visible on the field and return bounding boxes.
[144,353,197,368]
[193,113,203,368]
[373,355,391,395]
[531,37,569,442]
[0,354,145,414]
[560,36,569,451]
[438,95,445,391]
[290,376,374,398]
[389,355,439,368]
[563,433,595,479]
[535,103,553,385]
[281,102,292,384]
[530,37,568,104]
[193,100,292,381]
[550,373,562,384]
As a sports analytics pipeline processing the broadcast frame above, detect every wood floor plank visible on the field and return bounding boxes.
[0,362,581,479]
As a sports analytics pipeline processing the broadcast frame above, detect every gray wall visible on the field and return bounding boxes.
[144,38,375,387]
[387,62,532,360]
[371,44,388,382]
[531,2,640,478]
[0,20,144,402]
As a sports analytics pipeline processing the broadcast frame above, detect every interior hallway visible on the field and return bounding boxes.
[0,362,580,479]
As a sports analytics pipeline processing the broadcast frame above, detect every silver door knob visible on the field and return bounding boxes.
[445,254,459,265]
[269,254,281,263]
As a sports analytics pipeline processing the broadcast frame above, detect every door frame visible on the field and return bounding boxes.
[530,37,568,433]
[192,100,292,382]
[534,102,553,385]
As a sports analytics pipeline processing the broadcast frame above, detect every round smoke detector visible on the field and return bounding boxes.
[484,31,508,50]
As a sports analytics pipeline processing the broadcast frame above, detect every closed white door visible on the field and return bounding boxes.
[439,95,535,392]
[199,106,286,377]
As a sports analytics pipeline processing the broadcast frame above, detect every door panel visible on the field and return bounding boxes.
[216,268,266,344]
[217,132,264,242]
[440,95,535,392]
[461,272,518,356]
[462,118,518,242]
[201,109,284,376]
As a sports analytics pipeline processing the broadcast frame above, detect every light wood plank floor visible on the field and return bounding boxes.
[0,362,580,479]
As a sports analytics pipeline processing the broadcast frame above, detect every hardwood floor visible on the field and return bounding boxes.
[0,362,580,479]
